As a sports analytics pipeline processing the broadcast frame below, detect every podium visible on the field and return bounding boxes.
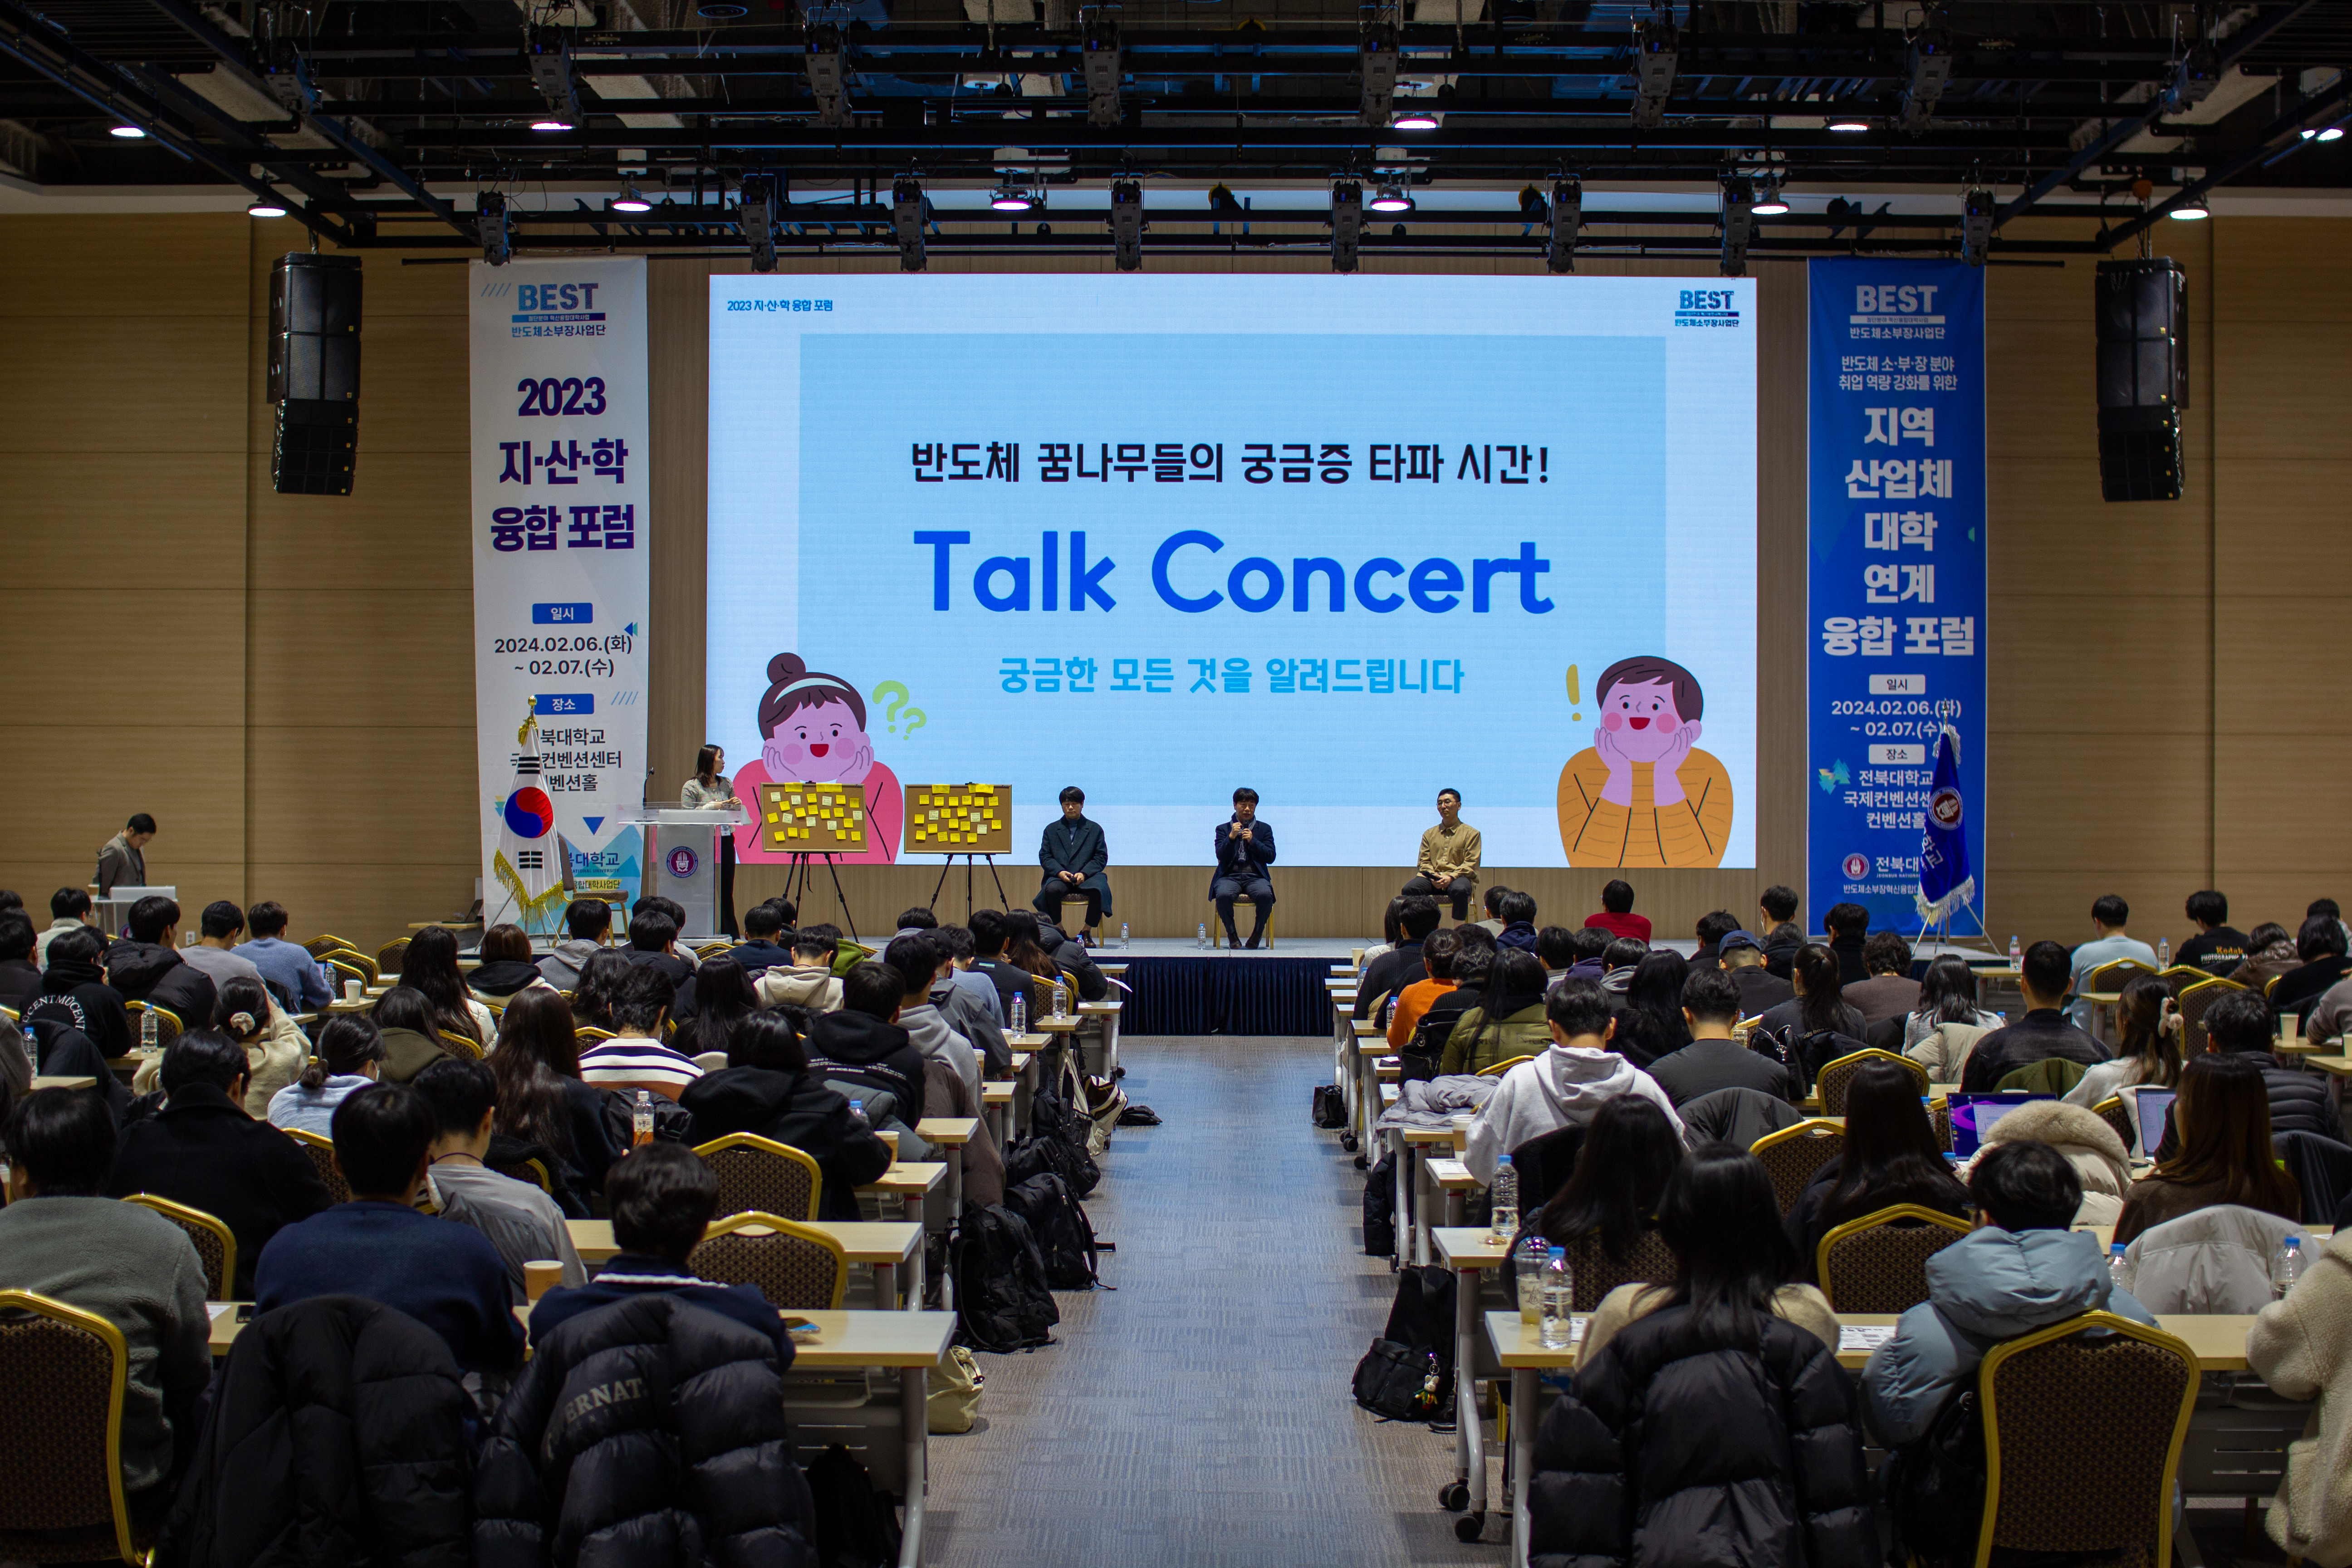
[622,807,744,942]
[93,885,174,938]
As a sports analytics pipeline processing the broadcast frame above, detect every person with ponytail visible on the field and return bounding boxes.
[2064,974,2183,1134]
[268,1014,387,1135]
[219,976,307,1117]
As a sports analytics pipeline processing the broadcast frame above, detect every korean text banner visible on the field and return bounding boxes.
[708,275,1756,868]
[470,257,651,929]
[1806,259,1986,932]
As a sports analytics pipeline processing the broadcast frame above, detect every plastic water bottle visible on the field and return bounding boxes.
[2008,934,2021,965]
[1488,1153,1519,1244]
[1196,921,1209,950]
[2156,936,2171,967]
[1010,992,1028,1035]
[2273,1235,2306,1299]
[20,1021,37,1075]
[2108,1242,2130,1292]
[1119,922,1130,949]
[1052,977,1070,1020]
[848,1098,869,1130]
[1540,1247,1575,1350]
[632,1089,655,1147]
[140,1006,158,1053]
[1516,1233,1552,1323]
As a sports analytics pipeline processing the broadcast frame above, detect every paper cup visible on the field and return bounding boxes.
[343,979,363,1002]
[524,1260,564,1302]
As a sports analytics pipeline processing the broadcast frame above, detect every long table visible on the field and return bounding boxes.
[566,1218,924,1309]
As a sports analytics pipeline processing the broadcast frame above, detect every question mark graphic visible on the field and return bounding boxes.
[870,681,910,735]
[1566,663,1582,722]
[900,708,927,737]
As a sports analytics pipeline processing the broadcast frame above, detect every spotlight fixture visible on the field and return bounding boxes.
[1109,178,1144,271]
[530,117,573,132]
[892,177,929,271]
[1368,183,1412,213]
[1546,176,1582,273]
[109,122,146,138]
[247,196,288,218]
[1629,4,1678,129]
[1359,24,1399,128]
[524,27,582,131]
[1828,116,1871,132]
[1750,181,1790,216]
[738,174,777,272]
[612,184,652,214]
[990,184,1037,212]
[1207,183,1244,216]
[1718,174,1754,277]
[476,191,513,266]
[1330,181,1364,274]
[1083,17,1123,129]
[805,25,849,128]
[1959,186,1994,265]
[2168,194,2211,220]
[2167,37,2220,109]
[1392,105,1439,131]
[1900,6,1951,131]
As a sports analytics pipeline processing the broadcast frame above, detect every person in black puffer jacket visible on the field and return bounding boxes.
[2152,991,2348,1160]
[159,1295,473,1568]
[678,1012,893,1221]
[1529,1145,1877,1568]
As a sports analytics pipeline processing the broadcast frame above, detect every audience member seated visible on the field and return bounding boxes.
[1862,1142,2154,1449]
[36,886,98,969]
[1955,1098,2133,1225]
[1411,934,1492,1058]
[108,1029,333,1296]
[538,897,615,991]
[1754,944,1868,1083]
[727,899,799,979]
[935,922,1005,1026]
[233,900,333,1014]
[1464,980,1682,1184]
[568,946,632,1031]
[1583,878,1652,943]
[1534,926,1576,987]
[2113,1051,2303,1245]
[1562,926,1608,984]
[1357,897,1441,1022]
[105,895,217,1033]
[255,1083,525,1378]
[1439,949,1552,1076]
[2158,990,2347,1159]
[400,925,495,1051]
[31,925,133,1057]
[679,1011,895,1222]
[2066,893,2159,1031]
[1690,909,1740,972]
[2179,888,2248,976]
[1493,889,1539,954]
[806,962,938,1149]
[755,925,846,1013]
[1843,931,1921,1026]
[412,1057,583,1301]
[1607,951,1694,1069]
[1646,968,1800,1107]
[885,934,982,1099]
[0,909,39,1014]
[2246,1225,2352,1565]
[466,923,551,1005]
[923,940,1009,1079]
[209,978,307,1117]
[1387,929,1460,1050]
[673,956,756,1060]
[1718,929,1794,1017]
[2278,914,2352,1023]
[0,1088,212,1516]
[1502,1093,1683,1294]
[964,909,1028,1020]
[2063,975,2183,1141]
[1529,1146,1867,1568]
[1474,884,1509,936]
[1958,940,2108,1093]
[1018,910,1109,1001]
[177,900,266,997]
[1597,936,1648,996]
[1757,884,1805,977]
[1822,901,1871,986]
[578,966,704,1095]
[268,1014,387,1134]
[1785,1059,1970,1281]
[491,988,618,1201]
[370,985,465,1083]
[1897,955,2001,1071]
[624,906,696,988]
[2223,921,2298,1002]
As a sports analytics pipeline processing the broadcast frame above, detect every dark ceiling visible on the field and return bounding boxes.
[1,0,2346,262]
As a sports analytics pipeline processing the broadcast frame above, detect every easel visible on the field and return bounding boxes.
[1922,897,1993,956]
[930,853,1010,919]
[781,853,859,941]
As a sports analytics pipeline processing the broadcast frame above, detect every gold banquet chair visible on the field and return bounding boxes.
[1815,1204,1970,1314]
[1813,1047,1929,1116]
[121,1195,236,1301]
[689,1212,848,1311]
[1750,1121,1846,1216]
[0,1290,154,1565]
[121,1002,181,1049]
[1561,1227,1680,1312]
[695,1132,823,1221]
[284,1126,353,1205]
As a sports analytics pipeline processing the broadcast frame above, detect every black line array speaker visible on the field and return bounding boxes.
[2093,257,2187,503]
[268,252,362,495]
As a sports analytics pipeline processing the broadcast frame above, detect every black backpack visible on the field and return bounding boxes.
[598,1088,694,1151]
[1362,1149,1402,1257]
[1003,1172,1102,1290]
[1014,1079,1101,1197]
[804,1442,903,1568]
[1882,1386,1986,1568]
[1351,1265,1457,1421]
[1312,1085,1348,1129]
[954,1200,1060,1352]
[1757,1026,1869,1095]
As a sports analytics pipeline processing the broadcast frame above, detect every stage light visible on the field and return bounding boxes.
[1750,181,1789,216]
[892,177,929,271]
[1629,5,1678,129]
[1546,176,1582,273]
[990,184,1037,212]
[2168,195,2210,220]
[806,25,849,128]
[531,118,573,132]
[1084,17,1123,128]
[1718,174,1754,277]
[1828,117,1870,132]
[476,191,512,266]
[1369,183,1412,213]
[524,27,582,132]
[612,184,652,213]
[1900,6,1950,130]
[247,196,288,218]
[2322,126,2347,142]
[1360,24,1399,128]
[738,174,777,272]
[1330,181,1364,274]
[1960,186,1994,265]
[1392,106,1439,131]
[1109,178,1144,271]
[109,122,146,138]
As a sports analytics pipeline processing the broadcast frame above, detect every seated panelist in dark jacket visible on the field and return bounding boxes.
[1210,787,1278,950]
[1034,786,1112,936]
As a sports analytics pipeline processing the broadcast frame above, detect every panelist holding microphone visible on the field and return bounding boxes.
[1402,787,1480,922]
[1035,786,1112,940]
[1210,787,1277,949]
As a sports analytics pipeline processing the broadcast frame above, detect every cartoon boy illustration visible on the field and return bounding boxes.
[730,653,904,865]
[1556,654,1734,868]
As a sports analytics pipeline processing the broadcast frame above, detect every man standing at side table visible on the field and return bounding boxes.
[1035,786,1112,940]
[1211,788,1277,949]
[95,813,156,897]
[1402,788,1481,921]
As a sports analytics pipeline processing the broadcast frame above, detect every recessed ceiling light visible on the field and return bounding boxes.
[990,185,1037,211]
[612,185,652,213]
[1751,191,1790,215]
[2168,197,2210,220]
[109,123,146,138]
[1392,107,1439,130]
[247,198,288,217]
[1368,183,1413,212]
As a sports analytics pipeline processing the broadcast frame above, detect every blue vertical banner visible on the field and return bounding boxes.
[1806,260,1986,934]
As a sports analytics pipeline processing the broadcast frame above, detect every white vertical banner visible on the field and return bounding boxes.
[470,257,651,934]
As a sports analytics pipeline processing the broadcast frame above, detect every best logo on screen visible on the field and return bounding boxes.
[1556,655,1734,869]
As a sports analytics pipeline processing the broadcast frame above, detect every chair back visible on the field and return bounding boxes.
[693,941,734,960]
[1477,1054,1534,1078]
[688,1213,848,1309]
[436,1029,485,1060]
[488,1156,556,1198]
[1929,1096,1953,1153]
[1816,1203,1971,1313]
[2086,958,2161,996]
[303,935,359,960]
[2090,1095,2136,1154]
[1560,1226,1680,1312]
[1813,1047,1928,1115]
[1025,973,1070,1021]
[122,1000,183,1048]
[1975,1313,2198,1568]
[574,1025,617,1044]
[121,1194,237,1300]
[374,937,410,978]
[0,1289,142,1565]
[2176,975,2246,1056]
[695,1132,823,1220]
[1750,1120,1846,1215]
[284,1126,352,1204]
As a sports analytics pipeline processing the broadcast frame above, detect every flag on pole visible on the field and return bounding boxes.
[493,697,566,931]
[1915,724,1976,926]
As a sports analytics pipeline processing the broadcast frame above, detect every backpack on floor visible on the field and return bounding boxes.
[926,1347,984,1435]
[1013,1078,1101,1197]
[1079,1073,1126,1157]
[1363,1149,1400,1257]
[1004,1172,1102,1290]
[954,1200,1059,1352]
[1352,1263,1458,1422]
[1312,1085,1348,1129]
[1882,1386,1986,1568]
[804,1442,902,1568]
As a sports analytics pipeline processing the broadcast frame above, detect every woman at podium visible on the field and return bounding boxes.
[684,744,742,937]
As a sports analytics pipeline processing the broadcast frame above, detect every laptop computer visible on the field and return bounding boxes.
[1947,1092,2059,1160]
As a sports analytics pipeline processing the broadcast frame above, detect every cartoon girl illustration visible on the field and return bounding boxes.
[1556,654,1734,868]
[730,653,903,865]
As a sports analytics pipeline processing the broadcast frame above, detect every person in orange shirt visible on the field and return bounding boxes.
[1388,929,1463,1050]
[1557,655,1735,868]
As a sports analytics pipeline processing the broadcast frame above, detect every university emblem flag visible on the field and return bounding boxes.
[1914,724,1975,926]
